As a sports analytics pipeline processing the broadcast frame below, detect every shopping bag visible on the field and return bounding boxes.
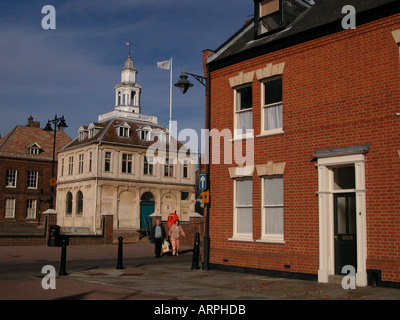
[162,240,170,253]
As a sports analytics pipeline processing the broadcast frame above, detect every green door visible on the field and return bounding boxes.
[140,201,154,229]
[334,193,357,274]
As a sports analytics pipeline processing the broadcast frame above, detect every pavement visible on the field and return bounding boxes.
[1,242,400,302]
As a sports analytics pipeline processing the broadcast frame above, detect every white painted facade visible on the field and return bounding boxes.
[55,56,196,234]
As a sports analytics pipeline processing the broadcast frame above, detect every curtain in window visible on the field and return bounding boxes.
[237,110,253,133]
[265,207,283,235]
[264,103,282,131]
[264,176,283,236]
[236,179,252,235]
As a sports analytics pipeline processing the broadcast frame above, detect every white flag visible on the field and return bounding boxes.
[157,60,171,70]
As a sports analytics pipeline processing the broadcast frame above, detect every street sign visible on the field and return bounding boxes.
[50,178,56,186]
[199,174,207,190]
[202,190,209,204]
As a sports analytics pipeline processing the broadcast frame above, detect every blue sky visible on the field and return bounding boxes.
[0,0,253,149]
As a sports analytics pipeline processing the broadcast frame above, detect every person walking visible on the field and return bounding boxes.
[150,219,166,258]
[169,219,186,256]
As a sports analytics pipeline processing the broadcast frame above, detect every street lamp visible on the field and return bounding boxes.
[44,114,68,210]
[174,69,210,271]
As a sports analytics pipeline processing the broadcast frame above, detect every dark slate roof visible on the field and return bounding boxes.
[63,119,186,152]
[0,126,72,161]
[208,0,400,69]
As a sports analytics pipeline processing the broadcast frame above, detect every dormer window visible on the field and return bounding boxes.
[255,0,311,37]
[27,142,43,155]
[78,126,88,141]
[116,122,131,138]
[138,126,152,141]
[88,123,102,139]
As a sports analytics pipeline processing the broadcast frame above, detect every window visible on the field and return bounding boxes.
[233,179,253,238]
[164,158,174,177]
[258,0,281,35]
[181,192,190,201]
[121,154,133,174]
[104,152,111,172]
[26,200,37,219]
[5,199,15,218]
[118,126,130,138]
[256,0,310,37]
[262,175,284,241]
[141,130,149,141]
[76,191,83,216]
[68,156,74,175]
[66,192,73,216]
[60,158,64,176]
[235,85,253,137]
[78,154,84,174]
[6,170,17,187]
[27,171,38,189]
[144,156,154,175]
[262,77,283,134]
[183,160,189,178]
[88,152,93,172]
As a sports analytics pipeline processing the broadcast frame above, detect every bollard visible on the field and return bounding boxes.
[59,236,68,276]
[116,236,124,270]
[191,232,200,270]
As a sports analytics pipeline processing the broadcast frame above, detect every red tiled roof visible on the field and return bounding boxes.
[63,119,186,152]
[0,126,72,161]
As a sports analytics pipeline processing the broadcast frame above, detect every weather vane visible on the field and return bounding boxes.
[126,41,132,58]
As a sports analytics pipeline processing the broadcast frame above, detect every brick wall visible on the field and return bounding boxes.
[0,156,55,225]
[0,213,114,246]
[205,15,400,283]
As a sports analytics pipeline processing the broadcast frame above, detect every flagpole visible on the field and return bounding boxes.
[169,57,173,138]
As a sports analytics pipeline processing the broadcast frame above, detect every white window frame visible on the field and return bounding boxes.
[258,175,284,243]
[164,157,174,177]
[260,76,284,137]
[5,199,16,218]
[6,170,17,188]
[230,179,253,241]
[104,152,112,172]
[68,156,74,175]
[78,154,84,174]
[234,84,253,139]
[121,153,133,174]
[27,171,38,189]
[26,199,37,219]
[143,156,154,176]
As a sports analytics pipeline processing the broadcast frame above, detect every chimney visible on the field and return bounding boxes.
[26,115,40,128]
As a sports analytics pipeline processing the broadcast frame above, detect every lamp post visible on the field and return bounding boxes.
[174,69,210,271]
[44,114,68,210]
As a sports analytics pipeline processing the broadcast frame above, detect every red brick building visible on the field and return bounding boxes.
[0,116,72,226]
[203,0,400,287]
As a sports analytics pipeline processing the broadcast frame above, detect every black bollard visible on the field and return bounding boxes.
[116,236,124,270]
[191,232,201,270]
[59,236,68,276]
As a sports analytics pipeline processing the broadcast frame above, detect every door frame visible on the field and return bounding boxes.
[333,192,357,274]
[317,154,367,286]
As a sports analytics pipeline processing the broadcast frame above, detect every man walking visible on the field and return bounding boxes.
[150,219,166,258]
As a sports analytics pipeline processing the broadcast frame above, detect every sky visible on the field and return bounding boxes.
[0,0,254,152]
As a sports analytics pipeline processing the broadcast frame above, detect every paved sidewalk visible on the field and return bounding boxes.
[1,242,400,300]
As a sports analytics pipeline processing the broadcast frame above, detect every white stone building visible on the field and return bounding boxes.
[55,55,196,234]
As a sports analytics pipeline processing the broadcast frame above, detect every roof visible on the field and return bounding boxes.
[62,118,187,153]
[0,125,72,161]
[207,0,400,70]
[123,57,135,70]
